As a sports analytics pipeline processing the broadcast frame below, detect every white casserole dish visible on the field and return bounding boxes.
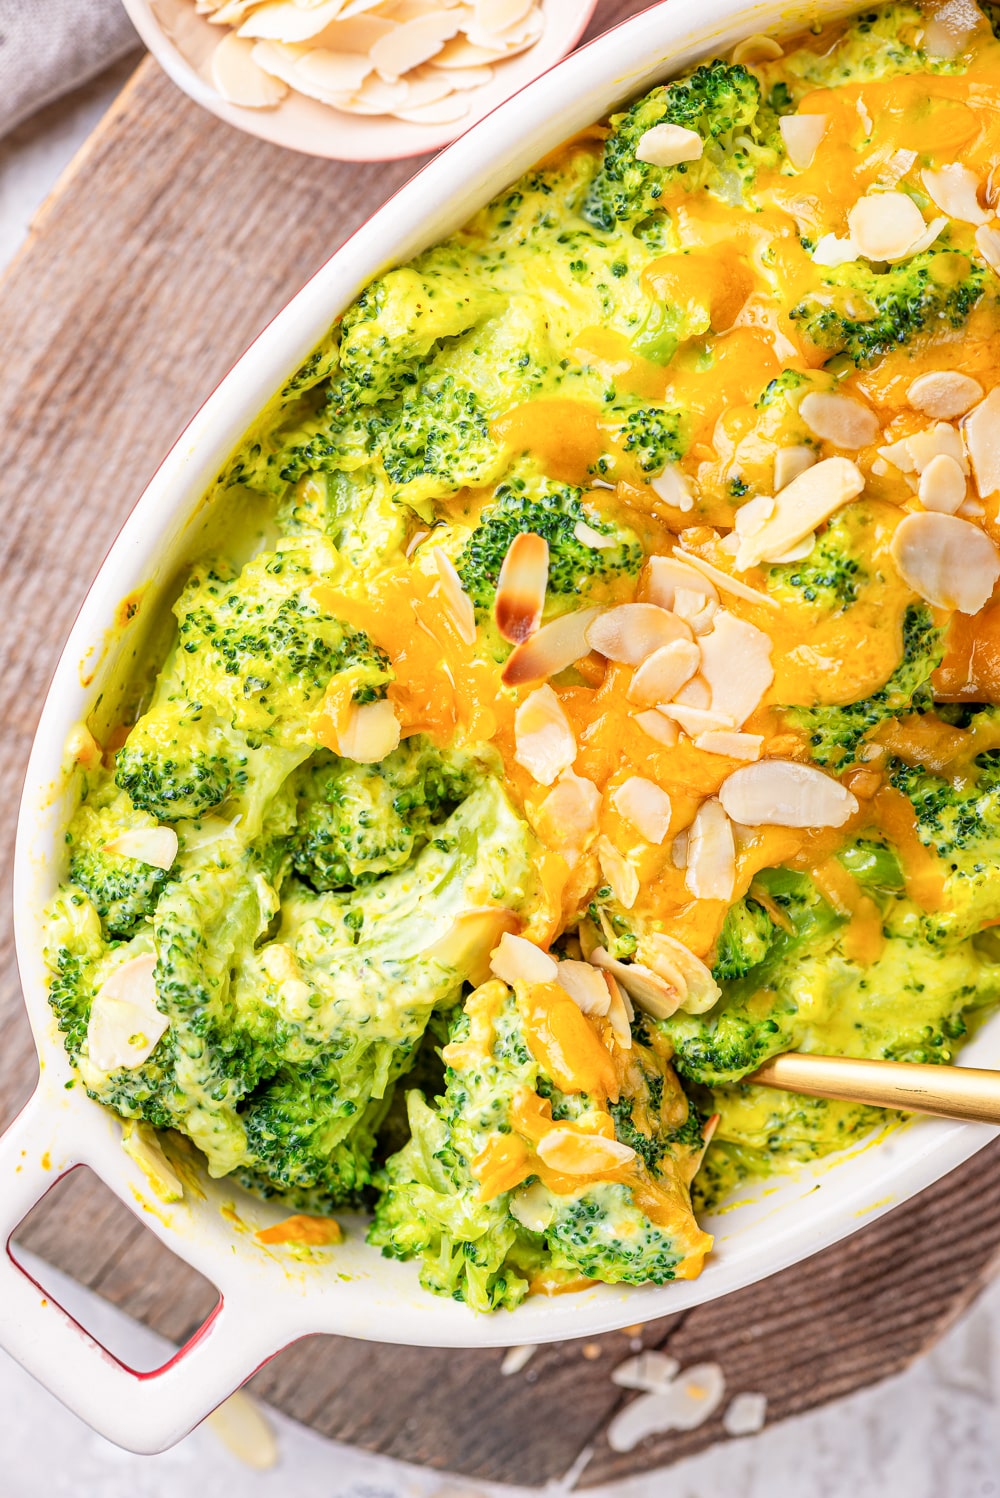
[3,0,998,1455]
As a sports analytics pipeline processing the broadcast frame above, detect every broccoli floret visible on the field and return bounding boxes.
[618,405,686,472]
[790,250,986,368]
[455,476,643,613]
[380,376,500,492]
[65,785,172,938]
[583,61,778,229]
[837,838,905,894]
[115,704,248,822]
[781,3,974,88]
[755,369,810,409]
[290,738,476,891]
[886,726,1000,907]
[768,510,868,613]
[789,604,942,768]
[711,896,776,982]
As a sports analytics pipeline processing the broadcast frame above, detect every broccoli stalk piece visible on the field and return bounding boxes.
[455,474,643,614]
[788,604,943,768]
[790,249,985,368]
[583,61,779,230]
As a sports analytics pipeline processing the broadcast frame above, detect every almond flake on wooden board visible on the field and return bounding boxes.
[502,605,603,686]
[612,1351,681,1393]
[733,457,864,570]
[890,510,1000,614]
[87,953,169,1074]
[719,759,859,829]
[607,1364,727,1453]
[513,684,576,784]
[611,776,673,844]
[490,930,557,985]
[723,1391,769,1437]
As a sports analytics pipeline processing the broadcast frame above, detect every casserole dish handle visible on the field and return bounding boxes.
[0,1089,284,1454]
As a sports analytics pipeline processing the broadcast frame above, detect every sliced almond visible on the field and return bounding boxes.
[812,233,858,268]
[907,371,983,420]
[799,391,879,450]
[719,759,859,829]
[433,34,507,66]
[611,776,672,844]
[964,386,1000,501]
[642,556,718,610]
[513,685,576,785]
[490,931,557,986]
[369,11,462,79]
[536,1129,636,1175]
[633,709,680,747]
[650,467,696,510]
[337,698,401,762]
[121,1120,185,1204]
[975,224,1000,275]
[658,702,734,735]
[574,520,616,550]
[890,510,1000,613]
[769,532,816,563]
[922,0,983,57]
[907,422,968,474]
[211,32,290,104]
[774,445,816,491]
[694,730,763,760]
[672,589,718,635]
[779,113,827,171]
[586,603,691,665]
[697,610,774,727]
[394,94,471,124]
[509,1181,554,1233]
[238,0,354,43]
[604,973,634,1050]
[474,0,533,31]
[589,947,682,1020]
[673,674,711,709]
[296,48,376,95]
[732,33,784,63]
[640,932,721,1014]
[529,770,600,859]
[597,835,640,909]
[635,122,703,167]
[675,549,781,608]
[734,494,775,540]
[494,532,549,644]
[920,164,989,226]
[627,638,701,708]
[502,606,603,687]
[918,453,966,514]
[734,457,864,570]
[685,799,735,902]
[87,953,168,1073]
[433,547,476,644]
[847,192,931,262]
[103,827,178,871]
[557,959,612,1016]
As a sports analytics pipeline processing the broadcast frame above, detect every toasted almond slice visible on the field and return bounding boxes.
[964,386,1000,500]
[103,827,178,871]
[812,233,858,268]
[337,698,401,763]
[847,191,929,262]
[685,799,735,902]
[673,673,711,709]
[627,638,701,708]
[597,835,640,909]
[589,947,682,1020]
[586,603,691,665]
[694,730,763,760]
[774,445,816,491]
[639,933,721,1014]
[719,759,859,829]
[514,684,576,785]
[657,702,734,735]
[698,610,774,727]
[734,457,864,570]
[211,33,291,105]
[528,770,600,859]
[490,931,557,986]
[890,510,1000,613]
[557,959,612,1015]
[633,709,679,747]
[370,10,462,78]
[918,452,966,514]
[641,556,718,610]
[672,589,718,635]
[975,224,1000,275]
[428,907,519,985]
[920,164,989,225]
[604,973,634,1050]
[907,371,983,420]
[574,519,616,550]
[906,421,968,475]
[675,549,781,608]
[779,113,827,170]
[502,606,603,686]
[799,391,879,450]
[87,953,168,1073]
[611,776,672,844]
[494,532,548,644]
[536,1128,636,1174]
[635,122,704,167]
[433,547,476,644]
[650,467,696,510]
[238,0,351,42]
[732,33,784,63]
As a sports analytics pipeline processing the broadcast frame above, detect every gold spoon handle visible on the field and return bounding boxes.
[749,1052,1000,1127]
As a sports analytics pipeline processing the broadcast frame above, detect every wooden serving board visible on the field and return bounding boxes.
[3,10,1000,1484]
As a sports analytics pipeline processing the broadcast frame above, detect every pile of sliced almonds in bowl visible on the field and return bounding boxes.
[194,0,547,125]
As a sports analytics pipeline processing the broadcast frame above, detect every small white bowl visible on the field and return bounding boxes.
[121,0,600,160]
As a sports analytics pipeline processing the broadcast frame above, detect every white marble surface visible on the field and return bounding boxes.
[3,62,1000,1498]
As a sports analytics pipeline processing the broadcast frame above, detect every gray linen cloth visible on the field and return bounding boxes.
[0,1,138,138]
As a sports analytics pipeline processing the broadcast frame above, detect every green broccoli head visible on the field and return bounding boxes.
[781,3,976,88]
[455,474,643,613]
[115,703,248,822]
[711,896,777,983]
[767,508,869,614]
[65,785,172,938]
[290,738,477,892]
[617,405,686,472]
[790,249,986,368]
[788,604,943,768]
[583,61,778,230]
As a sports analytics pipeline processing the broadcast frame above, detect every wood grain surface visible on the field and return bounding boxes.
[2,9,1000,1485]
